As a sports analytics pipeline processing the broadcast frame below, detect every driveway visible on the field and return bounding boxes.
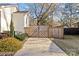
[14,38,67,56]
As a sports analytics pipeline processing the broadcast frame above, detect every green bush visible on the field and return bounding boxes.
[0,37,22,52]
[14,33,28,41]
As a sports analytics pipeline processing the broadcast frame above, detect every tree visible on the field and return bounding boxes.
[27,3,56,37]
[56,3,79,28]
[10,19,14,37]
[28,3,56,25]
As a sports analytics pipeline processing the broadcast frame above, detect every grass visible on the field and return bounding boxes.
[64,35,79,40]
[53,35,79,56]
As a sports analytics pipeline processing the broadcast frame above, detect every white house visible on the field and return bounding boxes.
[0,5,31,33]
[0,5,17,32]
[12,11,31,33]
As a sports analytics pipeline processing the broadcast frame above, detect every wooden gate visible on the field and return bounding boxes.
[24,25,52,38]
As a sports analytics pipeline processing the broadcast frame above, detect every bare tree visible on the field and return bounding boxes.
[28,3,56,25]
[56,3,79,28]
[28,3,56,37]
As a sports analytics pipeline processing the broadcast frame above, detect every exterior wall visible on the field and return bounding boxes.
[3,7,12,31]
[24,13,30,27]
[12,13,25,33]
[12,12,30,33]
[72,22,79,28]
[0,8,8,32]
[0,6,17,32]
[0,11,1,31]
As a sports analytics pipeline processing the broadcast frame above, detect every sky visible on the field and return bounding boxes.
[13,3,79,21]
[1,3,79,21]
[0,3,29,11]
[18,3,29,11]
[17,3,63,21]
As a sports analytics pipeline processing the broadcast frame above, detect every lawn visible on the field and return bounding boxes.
[53,35,79,56]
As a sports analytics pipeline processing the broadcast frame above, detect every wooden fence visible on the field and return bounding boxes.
[24,25,64,39]
[52,26,64,39]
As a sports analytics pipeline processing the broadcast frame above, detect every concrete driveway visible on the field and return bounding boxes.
[14,38,67,56]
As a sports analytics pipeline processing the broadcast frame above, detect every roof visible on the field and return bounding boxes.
[53,21,62,27]
[0,3,17,6]
[72,21,79,25]
[14,11,28,13]
[13,11,28,14]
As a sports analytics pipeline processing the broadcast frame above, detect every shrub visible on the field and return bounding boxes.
[10,19,14,37]
[14,33,28,41]
[0,33,9,39]
[0,37,22,52]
